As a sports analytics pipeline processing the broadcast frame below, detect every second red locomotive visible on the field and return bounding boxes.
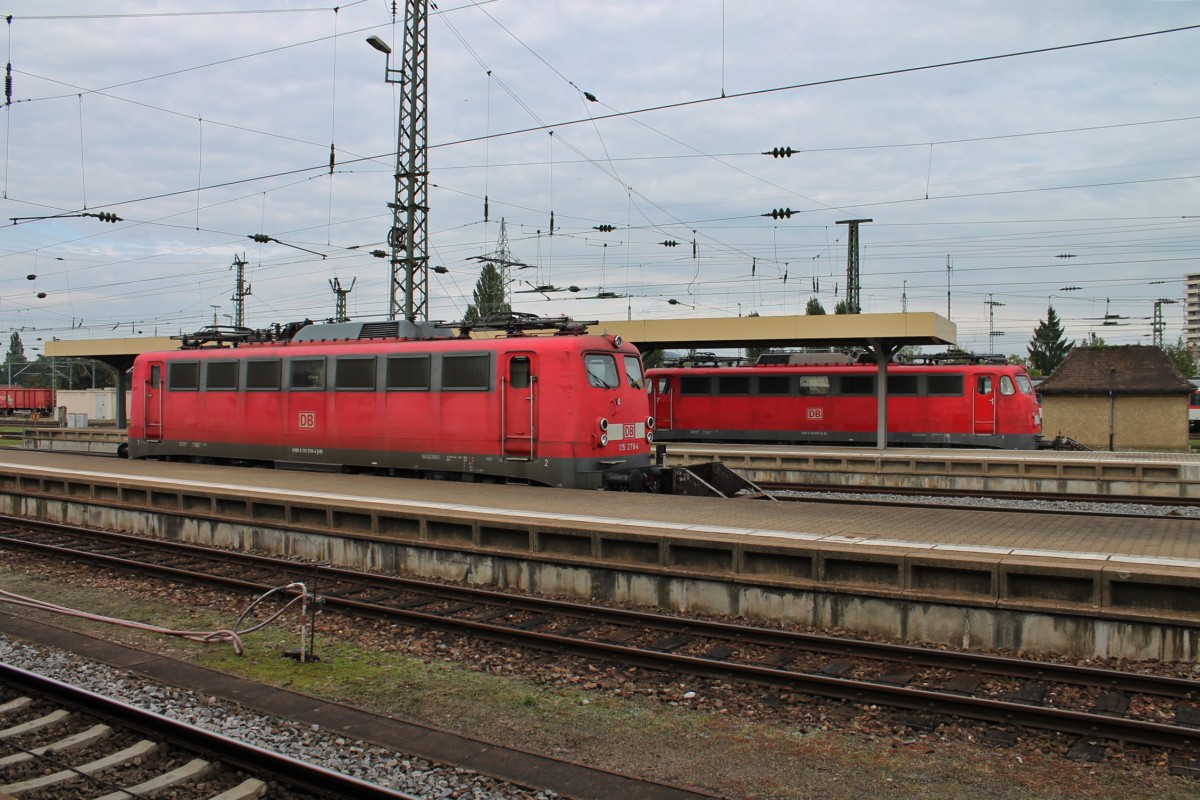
[648,355,1041,449]
[126,316,655,489]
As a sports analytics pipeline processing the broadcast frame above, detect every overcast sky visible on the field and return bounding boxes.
[1,0,1198,357]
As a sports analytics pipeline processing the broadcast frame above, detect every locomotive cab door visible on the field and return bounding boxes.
[972,373,996,436]
[652,376,674,430]
[143,361,164,442]
[502,353,535,459]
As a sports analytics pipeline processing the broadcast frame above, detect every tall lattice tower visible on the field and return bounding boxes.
[369,0,430,321]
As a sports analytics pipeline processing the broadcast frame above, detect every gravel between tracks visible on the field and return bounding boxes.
[2,521,1200,799]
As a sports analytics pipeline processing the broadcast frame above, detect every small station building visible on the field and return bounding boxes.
[1038,345,1194,452]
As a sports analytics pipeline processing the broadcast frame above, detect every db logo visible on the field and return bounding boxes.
[806,408,823,420]
[623,423,637,439]
[298,411,316,429]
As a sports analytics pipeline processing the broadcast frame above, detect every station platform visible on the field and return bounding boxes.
[0,450,1197,662]
[662,443,1200,500]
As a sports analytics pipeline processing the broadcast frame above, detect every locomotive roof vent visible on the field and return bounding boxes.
[291,320,455,342]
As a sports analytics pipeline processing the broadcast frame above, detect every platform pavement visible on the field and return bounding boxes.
[0,449,1197,571]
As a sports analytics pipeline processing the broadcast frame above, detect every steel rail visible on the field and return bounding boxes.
[0,662,420,800]
[2,516,1199,752]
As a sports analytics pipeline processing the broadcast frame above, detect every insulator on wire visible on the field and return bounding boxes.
[249,233,271,243]
[594,224,615,232]
[661,240,678,247]
[763,208,795,220]
[763,146,796,158]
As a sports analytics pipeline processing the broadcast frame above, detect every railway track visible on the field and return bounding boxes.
[759,482,1200,517]
[0,661,418,800]
[1,515,1199,776]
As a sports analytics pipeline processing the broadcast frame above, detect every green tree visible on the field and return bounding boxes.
[1027,305,1074,376]
[805,297,826,315]
[834,299,852,315]
[639,347,666,369]
[1163,337,1197,378]
[462,259,510,322]
[1006,354,1031,370]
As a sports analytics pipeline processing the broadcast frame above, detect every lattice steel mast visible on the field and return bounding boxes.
[368,0,430,322]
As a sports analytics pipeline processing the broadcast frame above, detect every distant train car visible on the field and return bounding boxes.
[647,359,1041,449]
[0,386,55,416]
[126,318,655,489]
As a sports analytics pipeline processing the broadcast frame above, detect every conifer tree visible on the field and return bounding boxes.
[1027,305,1074,376]
[805,297,826,315]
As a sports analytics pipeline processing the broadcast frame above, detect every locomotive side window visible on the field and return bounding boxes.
[718,376,751,395]
[977,376,993,395]
[623,355,645,390]
[335,357,377,390]
[206,360,239,391]
[246,360,282,390]
[386,355,431,390]
[168,362,200,391]
[583,354,619,389]
[757,376,791,395]
[443,353,491,390]
[1015,374,1034,394]
[656,376,672,394]
[927,374,964,396]
[839,375,875,395]
[796,375,830,396]
[290,358,326,390]
[681,376,711,395]
[150,364,161,389]
[509,356,531,389]
[886,375,919,395]
[999,375,1015,396]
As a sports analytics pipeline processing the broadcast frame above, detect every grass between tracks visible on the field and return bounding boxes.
[1,564,1198,800]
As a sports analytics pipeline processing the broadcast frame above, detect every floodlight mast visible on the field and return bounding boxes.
[366,0,430,322]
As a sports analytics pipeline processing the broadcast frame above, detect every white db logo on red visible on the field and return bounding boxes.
[298,411,316,429]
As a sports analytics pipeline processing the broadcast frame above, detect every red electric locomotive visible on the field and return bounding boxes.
[648,355,1041,449]
[125,316,655,489]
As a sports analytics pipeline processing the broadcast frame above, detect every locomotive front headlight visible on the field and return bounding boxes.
[646,416,655,430]
[599,433,609,447]
[646,431,654,444]
[599,418,609,432]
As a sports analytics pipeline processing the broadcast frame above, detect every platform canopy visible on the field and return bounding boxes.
[585,312,956,352]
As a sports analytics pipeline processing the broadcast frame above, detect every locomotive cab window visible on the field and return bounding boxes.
[583,354,619,389]
[656,376,672,394]
[168,362,200,391]
[386,355,431,390]
[149,364,161,389]
[623,355,645,390]
[206,360,239,391]
[999,375,1016,396]
[290,358,326,390]
[335,357,377,390]
[442,353,490,391]
[509,356,531,389]
[1016,374,1034,395]
[246,360,282,391]
[977,376,993,395]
